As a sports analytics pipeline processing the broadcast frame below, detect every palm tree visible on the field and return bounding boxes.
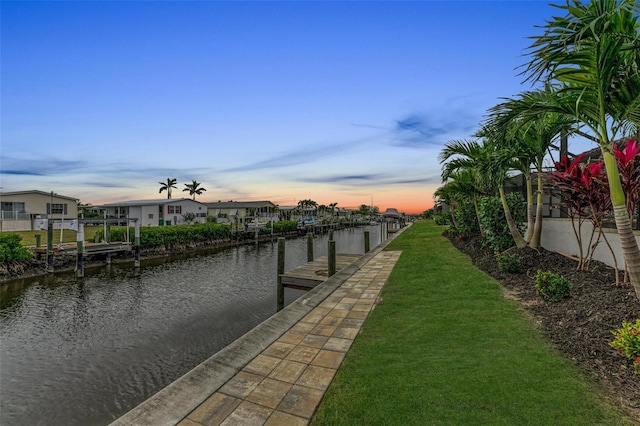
[159,178,177,199]
[183,180,207,200]
[434,169,483,231]
[440,137,528,248]
[487,89,576,248]
[521,0,640,295]
[329,202,338,218]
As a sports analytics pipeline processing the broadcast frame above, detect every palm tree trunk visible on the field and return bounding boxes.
[603,151,640,299]
[499,186,527,249]
[529,173,544,248]
[525,172,534,243]
[473,197,485,237]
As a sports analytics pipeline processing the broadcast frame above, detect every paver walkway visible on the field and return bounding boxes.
[178,250,401,426]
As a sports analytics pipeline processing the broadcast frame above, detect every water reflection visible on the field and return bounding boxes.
[0,225,382,425]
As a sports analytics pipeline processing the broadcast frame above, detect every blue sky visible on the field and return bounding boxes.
[1,0,591,214]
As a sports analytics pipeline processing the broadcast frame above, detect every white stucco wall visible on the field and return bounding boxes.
[540,218,640,270]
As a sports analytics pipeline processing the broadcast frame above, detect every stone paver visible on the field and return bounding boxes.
[178,250,401,426]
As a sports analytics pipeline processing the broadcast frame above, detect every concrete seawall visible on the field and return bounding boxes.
[111,225,408,425]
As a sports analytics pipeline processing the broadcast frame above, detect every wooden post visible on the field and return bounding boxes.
[277,237,285,312]
[134,221,141,267]
[35,234,41,248]
[46,222,54,273]
[306,232,313,262]
[328,240,336,277]
[76,223,84,277]
[328,229,334,241]
[364,230,370,253]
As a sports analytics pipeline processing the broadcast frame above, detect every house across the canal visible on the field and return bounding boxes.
[205,201,278,225]
[101,198,208,226]
[0,189,79,231]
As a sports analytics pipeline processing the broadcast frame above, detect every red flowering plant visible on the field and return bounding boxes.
[546,154,612,272]
[609,319,640,374]
[613,139,640,221]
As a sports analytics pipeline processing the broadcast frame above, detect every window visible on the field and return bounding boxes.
[47,203,68,215]
[167,205,182,214]
[148,214,154,219]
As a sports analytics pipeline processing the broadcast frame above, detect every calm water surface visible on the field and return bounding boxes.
[0,226,383,425]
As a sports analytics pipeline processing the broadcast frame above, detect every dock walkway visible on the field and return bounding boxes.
[280,254,361,290]
[111,228,406,426]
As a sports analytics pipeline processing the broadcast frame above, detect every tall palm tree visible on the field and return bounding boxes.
[521,0,640,295]
[487,89,576,248]
[183,180,207,200]
[159,178,177,199]
[329,202,338,218]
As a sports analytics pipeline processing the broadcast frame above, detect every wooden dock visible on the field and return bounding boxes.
[280,253,361,290]
[34,242,132,255]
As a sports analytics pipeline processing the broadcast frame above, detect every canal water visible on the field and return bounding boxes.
[0,225,384,426]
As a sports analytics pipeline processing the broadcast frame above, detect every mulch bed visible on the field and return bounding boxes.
[447,233,640,422]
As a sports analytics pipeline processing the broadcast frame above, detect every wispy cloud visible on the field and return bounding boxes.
[223,135,377,173]
[0,156,87,176]
[392,105,481,148]
[300,173,387,184]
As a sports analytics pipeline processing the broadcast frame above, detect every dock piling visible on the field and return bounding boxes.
[76,223,84,277]
[134,222,141,267]
[328,240,336,277]
[277,237,285,312]
[364,231,370,253]
[306,232,313,262]
[47,223,54,273]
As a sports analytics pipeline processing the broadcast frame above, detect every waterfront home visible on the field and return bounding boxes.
[101,198,208,226]
[205,201,278,225]
[0,189,79,231]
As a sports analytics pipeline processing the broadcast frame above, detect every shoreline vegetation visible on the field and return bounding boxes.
[312,221,639,424]
[0,220,372,284]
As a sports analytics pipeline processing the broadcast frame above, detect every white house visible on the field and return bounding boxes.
[205,201,278,224]
[101,198,208,227]
[0,190,79,232]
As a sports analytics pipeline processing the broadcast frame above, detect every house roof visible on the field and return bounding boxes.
[382,208,401,217]
[0,190,78,201]
[205,201,277,209]
[101,198,207,206]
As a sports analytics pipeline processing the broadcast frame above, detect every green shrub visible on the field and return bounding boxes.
[609,319,640,374]
[94,223,231,247]
[0,233,33,263]
[478,193,526,253]
[433,212,451,226]
[496,251,523,273]
[454,200,479,237]
[535,270,571,302]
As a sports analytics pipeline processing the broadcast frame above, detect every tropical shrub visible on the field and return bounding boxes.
[433,212,452,226]
[454,200,479,237]
[270,221,299,233]
[0,233,33,263]
[614,139,640,221]
[496,251,523,273]
[609,319,640,374]
[94,223,231,248]
[546,153,612,272]
[535,270,571,302]
[479,193,526,252]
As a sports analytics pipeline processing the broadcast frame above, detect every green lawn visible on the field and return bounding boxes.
[312,220,632,425]
[8,227,103,247]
